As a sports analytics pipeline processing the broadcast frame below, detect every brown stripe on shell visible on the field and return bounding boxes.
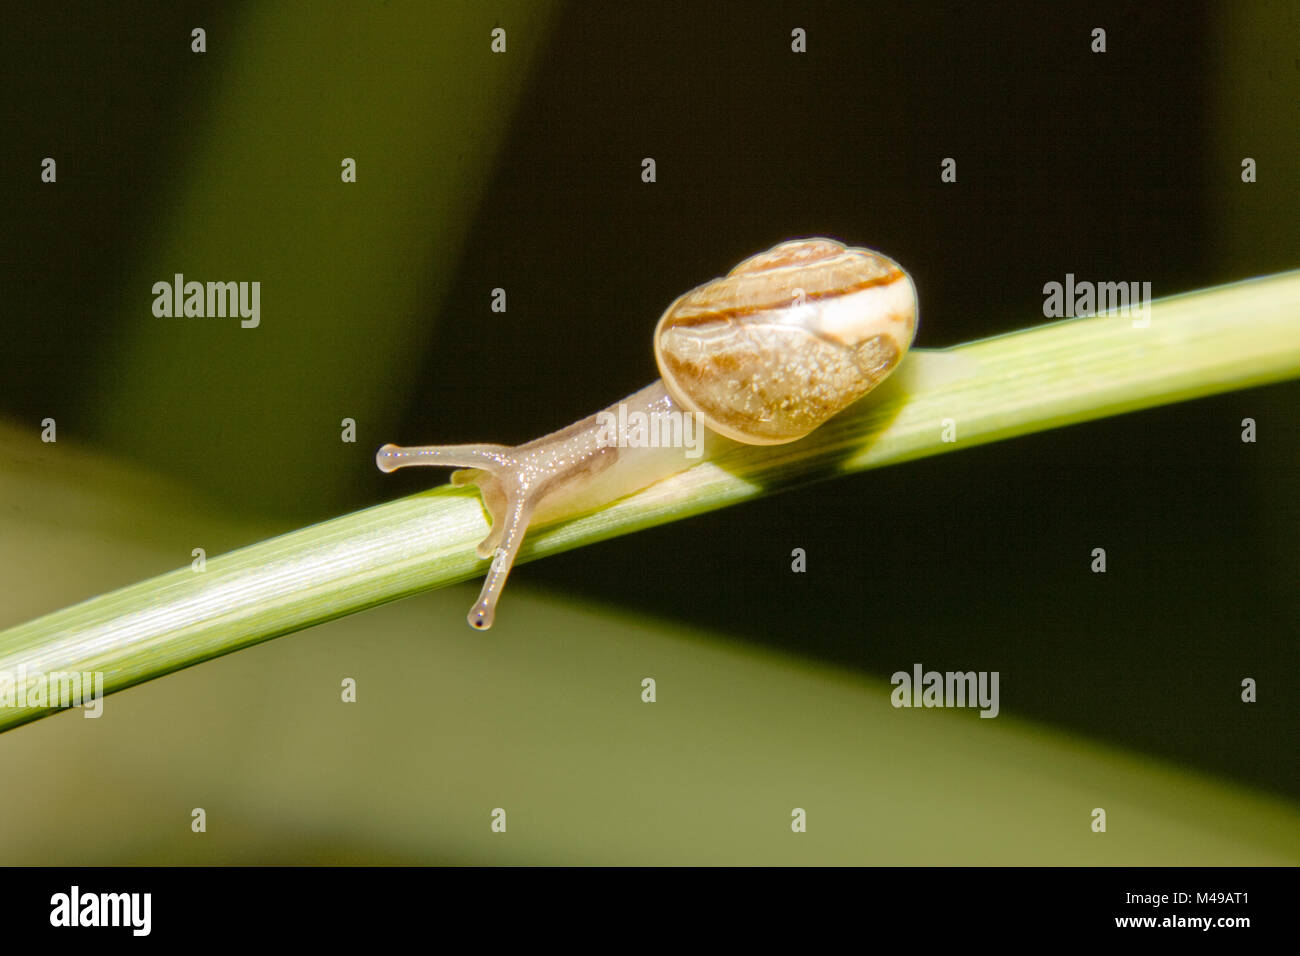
[663,270,907,329]
[664,242,908,329]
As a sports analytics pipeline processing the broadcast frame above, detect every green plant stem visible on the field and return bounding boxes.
[3,272,1299,732]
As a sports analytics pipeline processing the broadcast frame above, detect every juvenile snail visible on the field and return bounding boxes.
[378,238,918,629]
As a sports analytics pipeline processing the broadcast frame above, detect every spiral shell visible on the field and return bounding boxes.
[653,238,918,444]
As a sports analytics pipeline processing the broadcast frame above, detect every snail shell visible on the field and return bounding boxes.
[653,238,918,444]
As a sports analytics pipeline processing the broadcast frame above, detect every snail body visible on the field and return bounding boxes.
[377,238,918,629]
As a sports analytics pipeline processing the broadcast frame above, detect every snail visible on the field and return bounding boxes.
[377,238,918,630]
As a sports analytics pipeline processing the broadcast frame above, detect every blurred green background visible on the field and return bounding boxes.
[1,0,1296,863]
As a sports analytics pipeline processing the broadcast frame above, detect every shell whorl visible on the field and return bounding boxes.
[653,238,918,445]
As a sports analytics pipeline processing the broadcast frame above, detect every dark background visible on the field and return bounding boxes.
[3,1,1297,804]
